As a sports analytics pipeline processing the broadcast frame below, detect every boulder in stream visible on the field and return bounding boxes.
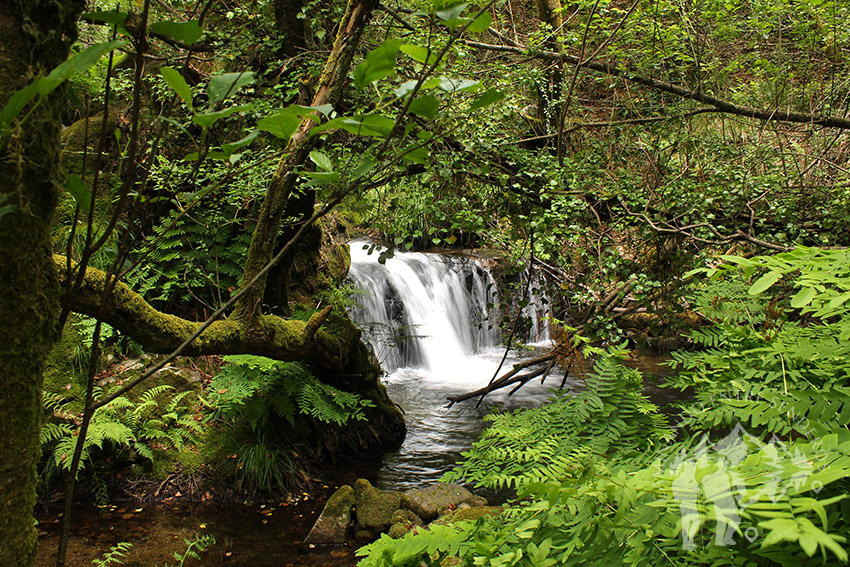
[402,482,481,522]
[304,485,354,545]
[354,478,404,538]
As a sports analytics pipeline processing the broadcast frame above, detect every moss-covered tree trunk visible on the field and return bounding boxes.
[0,2,82,565]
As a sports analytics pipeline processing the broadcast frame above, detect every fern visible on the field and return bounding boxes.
[92,542,133,567]
[361,248,850,567]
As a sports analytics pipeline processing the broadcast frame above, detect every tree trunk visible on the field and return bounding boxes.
[0,2,83,565]
[275,0,307,55]
[536,0,564,134]
[236,0,377,324]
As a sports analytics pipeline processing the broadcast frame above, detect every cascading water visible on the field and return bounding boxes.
[347,240,556,490]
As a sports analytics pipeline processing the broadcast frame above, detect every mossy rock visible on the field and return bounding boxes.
[402,482,477,522]
[387,508,424,539]
[304,485,354,545]
[354,478,404,536]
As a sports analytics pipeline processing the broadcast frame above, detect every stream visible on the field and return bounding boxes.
[36,242,652,566]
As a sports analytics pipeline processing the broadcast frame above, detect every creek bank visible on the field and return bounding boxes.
[304,479,499,546]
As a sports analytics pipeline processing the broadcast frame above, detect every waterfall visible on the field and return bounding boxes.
[347,240,558,489]
[347,240,501,379]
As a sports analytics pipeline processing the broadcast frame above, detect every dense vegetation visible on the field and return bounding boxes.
[1,0,849,565]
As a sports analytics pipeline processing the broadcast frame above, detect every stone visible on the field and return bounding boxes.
[402,482,476,522]
[387,509,424,539]
[303,485,354,545]
[354,478,404,536]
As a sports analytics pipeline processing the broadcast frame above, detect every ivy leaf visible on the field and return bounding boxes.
[353,39,403,89]
[64,174,92,211]
[469,87,505,112]
[408,95,439,120]
[149,20,203,45]
[160,67,193,111]
[207,72,254,107]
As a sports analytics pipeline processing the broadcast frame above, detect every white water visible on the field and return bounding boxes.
[347,240,557,490]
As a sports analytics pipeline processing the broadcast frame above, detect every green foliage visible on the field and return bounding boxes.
[40,384,202,481]
[360,248,850,567]
[208,355,373,428]
[164,534,215,567]
[92,542,133,567]
[444,347,673,490]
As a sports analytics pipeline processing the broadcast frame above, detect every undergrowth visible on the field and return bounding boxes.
[359,247,850,567]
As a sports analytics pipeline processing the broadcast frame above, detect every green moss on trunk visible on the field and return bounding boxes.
[0,2,83,565]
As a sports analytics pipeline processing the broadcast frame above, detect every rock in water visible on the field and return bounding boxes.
[354,478,404,538]
[304,485,354,545]
[402,483,478,522]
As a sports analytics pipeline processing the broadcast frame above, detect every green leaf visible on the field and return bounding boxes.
[400,44,438,65]
[436,2,467,21]
[351,154,377,180]
[302,171,340,186]
[312,114,396,138]
[221,130,259,154]
[401,144,428,164]
[353,39,403,89]
[438,77,480,92]
[81,9,129,29]
[466,10,493,32]
[192,104,252,129]
[64,174,92,211]
[149,20,203,45]
[258,111,302,140]
[749,270,783,295]
[469,87,505,112]
[409,95,439,120]
[1,40,125,136]
[159,67,194,111]
[309,150,333,171]
[41,40,127,96]
[790,286,817,308]
[207,72,255,107]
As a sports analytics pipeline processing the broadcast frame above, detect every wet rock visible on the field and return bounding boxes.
[402,483,479,522]
[304,485,354,545]
[354,478,403,537]
[388,508,424,539]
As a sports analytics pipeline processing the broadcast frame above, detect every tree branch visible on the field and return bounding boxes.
[465,40,850,130]
[58,255,333,359]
